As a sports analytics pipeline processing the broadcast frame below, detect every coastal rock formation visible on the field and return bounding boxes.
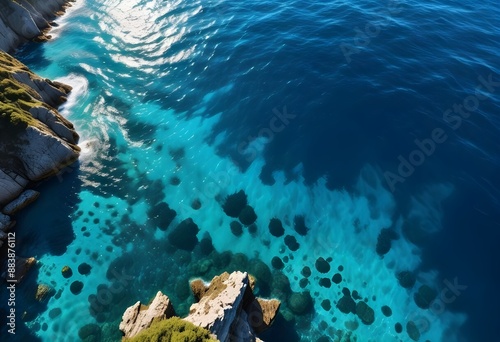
[184,271,248,341]
[119,271,280,342]
[119,291,176,338]
[0,0,75,53]
[0,50,80,247]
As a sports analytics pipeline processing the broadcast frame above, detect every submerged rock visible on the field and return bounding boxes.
[376,228,399,256]
[78,262,92,275]
[315,257,330,273]
[355,301,375,325]
[61,265,72,278]
[269,218,285,237]
[406,320,421,341]
[11,256,37,283]
[414,285,437,309]
[397,271,416,289]
[337,289,356,315]
[288,292,313,315]
[168,218,200,251]
[78,323,102,341]
[271,256,284,270]
[381,305,392,317]
[222,190,247,218]
[332,273,342,284]
[284,235,299,251]
[148,202,176,231]
[293,215,309,236]
[70,281,84,295]
[35,284,54,302]
[238,205,257,226]
[230,221,243,237]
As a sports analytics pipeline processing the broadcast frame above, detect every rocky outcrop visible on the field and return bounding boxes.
[0,0,75,53]
[119,291,176,338]
[119,271,280,342]
[0,50,80,248]
[185,271,249,341]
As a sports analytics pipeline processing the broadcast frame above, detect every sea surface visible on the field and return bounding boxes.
[2,0,500,341]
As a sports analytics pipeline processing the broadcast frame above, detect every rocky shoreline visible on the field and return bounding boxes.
[0,0,76,53]
[0,0,79,250]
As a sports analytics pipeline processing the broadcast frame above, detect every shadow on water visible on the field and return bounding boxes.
[15,41,51,70]
[0,162,82,339]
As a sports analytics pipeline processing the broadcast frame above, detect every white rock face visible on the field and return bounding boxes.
[119,291,176,338]
[185,271,249,342]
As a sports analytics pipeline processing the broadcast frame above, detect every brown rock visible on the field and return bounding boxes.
[35,284,54,302]
[14,257,37,283]
[190,278,208,301]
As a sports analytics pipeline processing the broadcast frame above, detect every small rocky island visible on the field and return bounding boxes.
[118,271,280,342]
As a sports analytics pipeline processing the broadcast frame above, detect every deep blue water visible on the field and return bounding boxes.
[2,0,500,341]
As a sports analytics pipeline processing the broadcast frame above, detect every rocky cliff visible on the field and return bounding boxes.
[119,271,281,342]
[0,50,80,247]
[0,0,79,250]
[0,0,75,53]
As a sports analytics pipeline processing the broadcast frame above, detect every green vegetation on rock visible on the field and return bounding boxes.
[125,317,217,342]
[0,50,67,140]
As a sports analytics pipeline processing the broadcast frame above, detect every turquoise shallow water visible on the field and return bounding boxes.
[2,0,500,341]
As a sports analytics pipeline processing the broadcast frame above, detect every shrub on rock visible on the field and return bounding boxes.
[125,316,217,342]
